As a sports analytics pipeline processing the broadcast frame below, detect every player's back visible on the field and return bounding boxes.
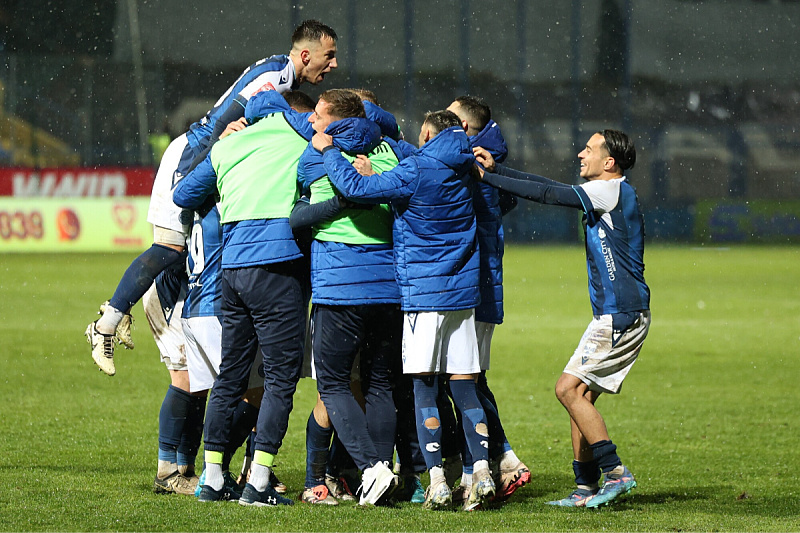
[582,178,649,315]
[184,205,223,318]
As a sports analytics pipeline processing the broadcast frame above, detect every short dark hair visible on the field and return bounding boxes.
[598,129,636,171]
[453,95,491,131]
[283,90,316,113]
[423,110,462,136]
[292,19,337,45]
[319,89,366,120]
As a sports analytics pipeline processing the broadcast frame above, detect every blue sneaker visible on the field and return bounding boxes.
[239,483,295,507]
[545,488,598,507]
[396,474,425,503]
[409,476,425,504]
[585,466,636,508]
[196,470,242,501]
[197,483,241,502]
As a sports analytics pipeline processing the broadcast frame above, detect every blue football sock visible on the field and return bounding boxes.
[454,408,474,474]
[477,371,512,455]
[590,439,622,474]
[476,382,508,460]
[158,385,191,464]
[449,378,490,464]
[178,394,206,470]
[305,413,333,488]
[413,375,443,470]
[573,459,602,488]
[108,244,183,313]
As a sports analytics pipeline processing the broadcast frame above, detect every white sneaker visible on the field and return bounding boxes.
[85,321,116,376]
[359,461,399,506]
[464,468,495,511]
[99,301,134,350]
[153,471,197,495]
[423,478,452,510]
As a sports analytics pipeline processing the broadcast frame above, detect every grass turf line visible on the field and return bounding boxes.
[0,245,798,531]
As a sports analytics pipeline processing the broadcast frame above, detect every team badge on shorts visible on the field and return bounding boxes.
[406,312,418,333]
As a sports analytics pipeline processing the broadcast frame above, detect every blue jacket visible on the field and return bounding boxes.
[471,120,509,324]
[174,90,313,269]
[297,117,401,305]
[322,126,480,312]
[363,101,402,141]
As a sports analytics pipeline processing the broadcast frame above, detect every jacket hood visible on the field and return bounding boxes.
[298,117,383,191]
[470,120,508,164]
[245,90,289,122]
[326,117,383,155]
[417,126,474,173]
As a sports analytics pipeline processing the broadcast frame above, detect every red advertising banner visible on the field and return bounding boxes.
[0,167,155,197]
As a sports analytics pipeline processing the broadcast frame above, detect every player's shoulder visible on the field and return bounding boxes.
[249,54,291,72]
[580,177,622,194]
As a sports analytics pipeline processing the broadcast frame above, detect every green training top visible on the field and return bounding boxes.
[211,114,306,224]
[310,140,399,245]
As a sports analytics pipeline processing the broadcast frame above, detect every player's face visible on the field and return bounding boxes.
[578,133,612,181]
[310,98,336,134]
[303,36,338,85]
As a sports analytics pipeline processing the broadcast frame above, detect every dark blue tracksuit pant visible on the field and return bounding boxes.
[312,303,401,471]
[204,260,306,456]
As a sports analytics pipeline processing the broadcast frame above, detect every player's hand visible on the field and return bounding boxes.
[220,117,248,139]
[352,154,375,176]
[312,132,334,152]
[473,146,496,172]
[471,164,485,181]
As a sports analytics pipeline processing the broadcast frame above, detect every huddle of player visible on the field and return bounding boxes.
[86,17,649,512]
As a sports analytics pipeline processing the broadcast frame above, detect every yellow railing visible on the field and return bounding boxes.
[0,81,80,167]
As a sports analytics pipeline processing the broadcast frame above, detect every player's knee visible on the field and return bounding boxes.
[554,380,573,405]
[424,416,440,430]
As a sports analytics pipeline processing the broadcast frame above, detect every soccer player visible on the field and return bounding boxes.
[140,263,205,495]
[312,110,496,511]
[291,89,404,506]
[85,19,339,375]
[173,89,315,506]
[446,96,530,505]
[473,129,651,508]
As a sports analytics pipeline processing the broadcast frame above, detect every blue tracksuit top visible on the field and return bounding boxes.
[470,120,509,325]
[322,126,480,312]
[174,90,313,268]
[298,117,401,306]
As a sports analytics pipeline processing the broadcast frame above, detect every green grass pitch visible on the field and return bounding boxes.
[0,245,798,531]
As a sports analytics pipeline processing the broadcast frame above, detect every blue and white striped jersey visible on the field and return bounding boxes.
[573,178,650,316]
[185,54,297,150]
[183,204,223,318]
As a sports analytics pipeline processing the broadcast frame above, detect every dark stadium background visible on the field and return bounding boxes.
[2,0,799,243]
